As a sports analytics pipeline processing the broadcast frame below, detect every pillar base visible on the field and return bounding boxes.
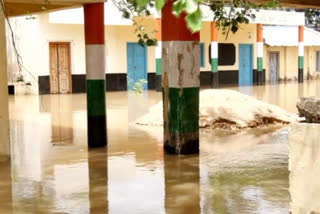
[155,74,162,92]
[298,69,304,83]
[164,132,199,155]
[257,71,264,85]
[88,115,107,148]
[212,72,219,88]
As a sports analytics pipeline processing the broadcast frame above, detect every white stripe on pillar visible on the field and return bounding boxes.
[162,41,200,88]
[211,41,218,59]
[85,45,106,80]
[257,42,264,58]
[156,41,162,59]
[299,42,304,57]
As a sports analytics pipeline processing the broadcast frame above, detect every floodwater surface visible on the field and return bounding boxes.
[1,80,320,213]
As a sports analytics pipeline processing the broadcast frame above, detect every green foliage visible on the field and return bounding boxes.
[127,77,148,94]
[112,0,280,43]
[305,9,320,27]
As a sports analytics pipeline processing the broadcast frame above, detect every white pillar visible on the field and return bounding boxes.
[0,10,10,160]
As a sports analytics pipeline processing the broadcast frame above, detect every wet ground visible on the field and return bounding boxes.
[1,80,320,213]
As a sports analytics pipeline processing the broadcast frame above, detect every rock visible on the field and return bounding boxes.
[136,89,294,130]
[296,97,320,123]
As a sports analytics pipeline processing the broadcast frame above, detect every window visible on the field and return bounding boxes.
[200,43,205,67]
[316,51,320,72]
[208,43,236,66]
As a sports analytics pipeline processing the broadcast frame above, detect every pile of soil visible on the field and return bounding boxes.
[136,89,293,130]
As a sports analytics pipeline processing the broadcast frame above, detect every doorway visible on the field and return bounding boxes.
[49,42,72,94]
[269,52,279,84]
[239,44,253,86]
[127,43,148,91]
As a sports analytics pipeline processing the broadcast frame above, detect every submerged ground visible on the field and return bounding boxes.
[1,81,320,213]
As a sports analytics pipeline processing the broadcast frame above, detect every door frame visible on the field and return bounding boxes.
[49,42,72,93]
[268,51,280,84]
[238,43,253,86]
[126,42,148,90]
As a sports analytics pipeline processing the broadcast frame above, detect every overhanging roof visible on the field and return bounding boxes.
[4,0,105,17]
[264,25,320,46]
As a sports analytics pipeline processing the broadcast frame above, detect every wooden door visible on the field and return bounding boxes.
[49,43,72,94]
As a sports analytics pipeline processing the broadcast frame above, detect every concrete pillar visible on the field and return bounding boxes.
[84,3,107,148]
[162,0,200,155]
[211,21,219,88]
[298,25,304,83]
[0,8,10,159]
[155,14,162,91]
[257,23,264,85]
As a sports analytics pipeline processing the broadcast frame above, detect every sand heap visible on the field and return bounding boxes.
[136,89,293,130]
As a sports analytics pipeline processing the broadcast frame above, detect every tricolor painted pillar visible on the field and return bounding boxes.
[0,9,10,159]
[84,3,107,148]
[257,23,264,85]
[155,15,162,91]
[298,25,304,83]
[162,0,200,155]
[211,21,219,88]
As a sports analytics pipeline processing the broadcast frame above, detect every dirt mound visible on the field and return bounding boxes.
[136,89,293,130]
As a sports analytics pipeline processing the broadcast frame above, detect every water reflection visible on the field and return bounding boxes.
[6,81,320,213]
[88,148,109,213]
[164,154,200,214]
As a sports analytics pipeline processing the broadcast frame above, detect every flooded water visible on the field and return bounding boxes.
[1,80,320,213]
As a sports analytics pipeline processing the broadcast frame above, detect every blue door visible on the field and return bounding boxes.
[239,44,253,86]
[127,43,148,90]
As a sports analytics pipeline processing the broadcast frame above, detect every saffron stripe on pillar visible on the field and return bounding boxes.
[84,3,107,148]
[257,23,264,85]
[298,25,304,83]
[155,15,162,91]
[162,0,200,155]
[211,21,218,88]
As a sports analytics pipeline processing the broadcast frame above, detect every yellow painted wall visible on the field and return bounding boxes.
[264,46,320,81]
[200,22,258,72]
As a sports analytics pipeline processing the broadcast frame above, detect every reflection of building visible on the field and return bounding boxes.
[50,95,73,144]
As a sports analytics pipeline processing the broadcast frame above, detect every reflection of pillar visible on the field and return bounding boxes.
[88,149,108,213]
[84,3,107,148]
[298,25,304,83]
[164,154,200,213]
[257,23,264,85]
[155,14,162,91]
[162,0,200,154]
[211,21,219,88]
[0,160,13,213]
[0,9,10,158]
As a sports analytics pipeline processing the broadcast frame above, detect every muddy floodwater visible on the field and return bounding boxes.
[1,81,320,213]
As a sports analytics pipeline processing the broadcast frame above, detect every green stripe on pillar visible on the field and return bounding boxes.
[156,58,162,75]
[211,58,218,73]
[167,87,199,134]
[87,80,106,116]
[257,57,263,71]
[298,56,304,69]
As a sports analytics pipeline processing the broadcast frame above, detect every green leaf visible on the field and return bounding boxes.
[138,39,145,47]
[146,39,157,46]
[155,0,165,11]
[173,0,186,17]
[185,0,198,14]
[136,0,150,8]
[186,8,202,32]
